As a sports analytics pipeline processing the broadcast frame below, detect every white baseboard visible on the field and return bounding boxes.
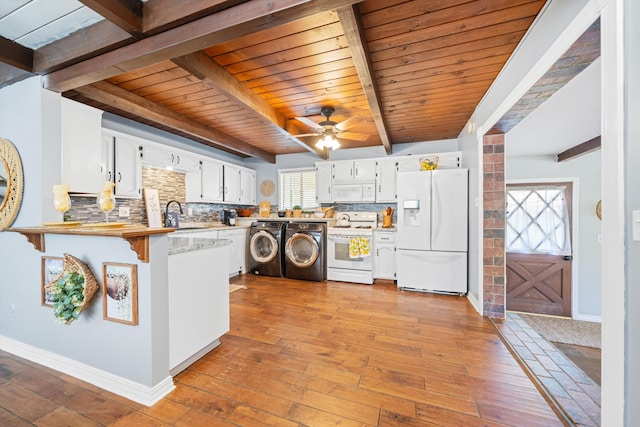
[0,335,175,406]
[466,292,482,315]
[573,313,602,323]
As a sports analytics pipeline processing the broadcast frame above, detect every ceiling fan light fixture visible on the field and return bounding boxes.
[315,133,340,150]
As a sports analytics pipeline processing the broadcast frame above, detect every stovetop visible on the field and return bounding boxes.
[328,212,377,236]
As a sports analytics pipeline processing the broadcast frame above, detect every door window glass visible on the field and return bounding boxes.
[506,185,571,255]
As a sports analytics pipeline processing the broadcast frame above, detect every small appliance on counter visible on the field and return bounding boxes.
[222,208,237,226]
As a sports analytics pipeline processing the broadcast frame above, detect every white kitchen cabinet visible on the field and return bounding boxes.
[61,98,103,193]
[142,143,200,172]
[168,243,229,375]
[315,162,333,203]
[397,152,462,172]
[374,230,396,280]
[376,158,398,202]
[218,228,247,277]
[199,159,224,202]
[101,133,143,198]
[239,167,256,205]
[332,159,376,184]
[224,164,241,203]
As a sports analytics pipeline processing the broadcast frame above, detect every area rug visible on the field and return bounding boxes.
[516,312,601,348]
[229,284,247,294]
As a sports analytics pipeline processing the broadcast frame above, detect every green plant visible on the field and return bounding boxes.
[292,205,302,210]
[50,272,86,324]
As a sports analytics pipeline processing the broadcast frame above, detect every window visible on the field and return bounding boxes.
[506,184,572,255]
[279,168,316,210]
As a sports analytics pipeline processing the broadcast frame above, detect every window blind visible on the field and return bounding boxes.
[279,168,316,210]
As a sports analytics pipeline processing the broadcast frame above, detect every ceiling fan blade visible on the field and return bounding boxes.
[295,117,323,132]
[289,133,322,138]
[334,115,363,132]
[335,131,370,142]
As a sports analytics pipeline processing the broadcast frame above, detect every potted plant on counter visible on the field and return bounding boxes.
[292,205,302,218]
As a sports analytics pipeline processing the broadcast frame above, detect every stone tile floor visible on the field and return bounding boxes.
[491,312,601,426]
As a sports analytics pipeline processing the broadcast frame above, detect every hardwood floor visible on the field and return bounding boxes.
[0,275,563,426]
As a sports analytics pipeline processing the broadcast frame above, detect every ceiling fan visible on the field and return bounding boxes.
[291,107,370,148]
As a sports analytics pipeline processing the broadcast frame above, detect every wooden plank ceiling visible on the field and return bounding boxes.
[0,0,547,163]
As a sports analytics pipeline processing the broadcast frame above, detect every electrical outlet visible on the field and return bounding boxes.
[118,206,130,217]
[188,208,193,216]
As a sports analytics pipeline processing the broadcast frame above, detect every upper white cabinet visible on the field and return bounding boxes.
[142,143,200,172]
[376,158,398,202]
[101,133,143,198]
[61,98,103,193]
[397,152,462,172]
[195,158,224,202]
[239,168,256,205]
[332,159,376,184]
[315,162,333,203]
[223,164,240,203]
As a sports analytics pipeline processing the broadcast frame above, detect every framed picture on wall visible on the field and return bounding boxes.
[41,256,63,307]
[143,188,162,228]
[102,262,138,325]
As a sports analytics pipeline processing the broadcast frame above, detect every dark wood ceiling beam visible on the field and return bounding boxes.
[143,0,249,35]
[336,4,391,154]
[79,0,143,37]
[34,20,134,73]
[75,81,275,163]
[43,0,363,92]
[557,136,601,162]
[172,52,326,159]
[0,36,34,72]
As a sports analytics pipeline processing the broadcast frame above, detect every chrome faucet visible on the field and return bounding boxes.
[164,200,183,228]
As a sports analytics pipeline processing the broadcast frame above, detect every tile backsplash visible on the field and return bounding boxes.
[67,166,225,224]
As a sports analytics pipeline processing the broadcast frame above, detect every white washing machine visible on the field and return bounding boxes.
[248,221,287,277]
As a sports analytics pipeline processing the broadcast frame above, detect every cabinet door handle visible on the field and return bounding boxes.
[117,172,122,182]
[176,155,180,165]
[171,153,174,163]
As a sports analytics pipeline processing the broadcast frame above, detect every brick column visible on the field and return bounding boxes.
[483,134,506,318]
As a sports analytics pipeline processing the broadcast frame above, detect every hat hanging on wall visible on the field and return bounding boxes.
[260,179,275,197]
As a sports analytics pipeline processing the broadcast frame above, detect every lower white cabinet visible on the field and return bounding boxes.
[374,230,396,280]
[168,243,229,375]
[218,228,247,277]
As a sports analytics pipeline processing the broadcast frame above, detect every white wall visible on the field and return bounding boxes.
[459,114,482,313]
[506,152,602,320]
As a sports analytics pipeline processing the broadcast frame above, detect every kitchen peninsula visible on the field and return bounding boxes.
[4,225,231,406]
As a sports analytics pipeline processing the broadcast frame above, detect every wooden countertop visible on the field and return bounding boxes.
[8,224,175,263]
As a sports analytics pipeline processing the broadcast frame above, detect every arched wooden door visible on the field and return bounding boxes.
[506,182,573,317]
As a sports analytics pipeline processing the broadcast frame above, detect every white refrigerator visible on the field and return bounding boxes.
[396,169,468,294]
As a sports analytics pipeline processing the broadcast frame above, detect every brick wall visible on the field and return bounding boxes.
[483,134,506,318]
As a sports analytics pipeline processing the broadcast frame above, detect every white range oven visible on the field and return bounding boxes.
[327,212,377,285]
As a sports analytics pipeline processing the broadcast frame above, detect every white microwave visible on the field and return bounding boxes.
[332,183,375,202]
